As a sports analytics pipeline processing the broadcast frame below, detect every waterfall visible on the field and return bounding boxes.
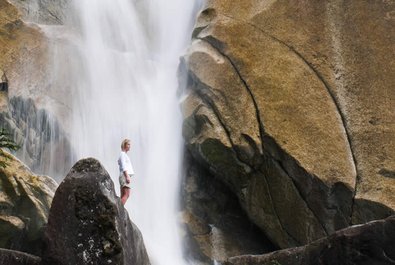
[61,0,200,264]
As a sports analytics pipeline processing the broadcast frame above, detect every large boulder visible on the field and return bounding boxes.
[182,0,395,249]
[225,215,395,265]
[42,158,151,265]
[0,151,57,255]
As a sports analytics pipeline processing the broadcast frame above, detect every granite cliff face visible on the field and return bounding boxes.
[0,0,72,179]
[182,0,395,254]
[0,0,47,100]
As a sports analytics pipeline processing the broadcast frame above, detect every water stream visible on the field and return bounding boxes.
[62,0,200,264]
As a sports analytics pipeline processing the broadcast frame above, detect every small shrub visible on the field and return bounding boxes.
[0,128,20,168]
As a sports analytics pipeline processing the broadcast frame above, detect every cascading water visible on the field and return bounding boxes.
[61,0,200,264]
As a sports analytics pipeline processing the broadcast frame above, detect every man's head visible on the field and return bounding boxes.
[121,139,131,151]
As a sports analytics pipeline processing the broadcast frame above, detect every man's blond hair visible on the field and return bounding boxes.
[121,139,131,150]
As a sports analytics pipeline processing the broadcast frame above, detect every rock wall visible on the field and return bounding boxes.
[0,0,73,179]
[182,0,395,250]
[0,0,47,100]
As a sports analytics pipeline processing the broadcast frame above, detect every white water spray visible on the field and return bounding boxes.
[63,0,199,264]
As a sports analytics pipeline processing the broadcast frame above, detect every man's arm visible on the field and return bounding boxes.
[123,170,131,183]
[120,153,131,184]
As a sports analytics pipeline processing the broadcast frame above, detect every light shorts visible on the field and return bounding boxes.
[119,174,133,189]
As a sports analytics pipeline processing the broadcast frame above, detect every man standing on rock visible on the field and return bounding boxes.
[118,139,134,205]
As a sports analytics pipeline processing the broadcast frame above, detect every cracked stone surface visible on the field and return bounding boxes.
[182,0,395,250]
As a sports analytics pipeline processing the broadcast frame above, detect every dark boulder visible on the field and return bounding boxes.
[225,215,395,265]
[0,248,40,265]
[41,158,150,265]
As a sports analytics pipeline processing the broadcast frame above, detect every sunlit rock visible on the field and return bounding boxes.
[0,0,47,99]
[0,151,57,255]
[182,0,395,249]
[42,158,151,265]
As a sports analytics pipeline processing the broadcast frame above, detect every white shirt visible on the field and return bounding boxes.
[118,151,135,175]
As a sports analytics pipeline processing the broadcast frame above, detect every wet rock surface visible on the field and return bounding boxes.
[225,215,395,265]
[42,158,150,265]
[0,96,72,180]
[0,151,57,255]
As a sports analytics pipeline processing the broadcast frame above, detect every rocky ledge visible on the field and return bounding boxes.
[225,215,395,265]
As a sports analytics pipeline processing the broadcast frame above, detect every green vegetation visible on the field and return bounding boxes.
[0,128,19,168]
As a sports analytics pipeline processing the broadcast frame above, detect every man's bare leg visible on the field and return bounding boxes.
[121,187,131,205]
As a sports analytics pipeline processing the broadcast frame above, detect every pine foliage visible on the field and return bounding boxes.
[0,128,20,168]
